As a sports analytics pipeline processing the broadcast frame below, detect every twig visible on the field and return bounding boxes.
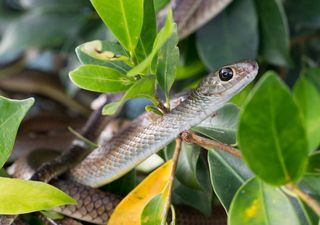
[181,131,242,158]
[286,183,320,216]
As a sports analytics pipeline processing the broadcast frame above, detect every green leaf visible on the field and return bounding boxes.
[103,75,156,115]
[135,0,157,63]
[0,6,86,54]
[141,194,165,225]
[154,0,170,12]
[127,10,174,77]
[305,68,320,92]
[208,150,253,210]
[255,0,291,66]
[307,152,320,175]
[238,72,308,185]
[75,40,131,73]
[230,83,254,107]
[196,0,258,70]
[91,0,144,53]
[299,175,320,196]
[175,142,202,190]
[0,177,76,214]
[155,28,179,101]
[229,178,299,225]
[193,103,240,145]
[0,97,34,168]
[294,77,320,152]
[69,64,133,93]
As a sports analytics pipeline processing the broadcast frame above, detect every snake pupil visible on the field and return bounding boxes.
[219,67,233,81]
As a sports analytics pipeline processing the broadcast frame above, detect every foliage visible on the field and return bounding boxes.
[1,0,320,224]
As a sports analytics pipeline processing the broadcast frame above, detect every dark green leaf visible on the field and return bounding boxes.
[154,0,170,13]
[141,194,165,225]
[193,103,240,145]
[196,0,258,70]
[305,68,320,91]
[0,177,76,214]
[238,72,308,185]
[299,175,320,196]
[155,28,179,101]
[255,0,291,66]
[135,0,157,63]
[127,10,174,77]
[0,97,34,168]
[175,142,202,190]
[294,77,320,152]
[229,178,299,225]
[103,75,156,115]
[69,64,133,93]
[0,7,86,54]
[91,0,144,52]
[307,152,320,175]
[208,150,253,210]
[75,40,131,73]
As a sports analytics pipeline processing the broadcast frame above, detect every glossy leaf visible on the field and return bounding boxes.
[196,0,258,70]
[127,10,174,77]
[255,0,291,66]
[294,77,320,152]
[155,28,179,101]
[135,0,157,63]
[208,150,253,210]
[229,178,299,225]
[75,40,131,73]
[0,97,34,168]
[193,103,240,145]
[175,142,202,190]
[69,64,133,93]
[91,0,143,52]
[0,177,76,214]
[108,160,173,225]
[141,193,166,225]
[307,152,320,175]
[238,72,308,185]
[0,7,85,54]
[102,75,156,115]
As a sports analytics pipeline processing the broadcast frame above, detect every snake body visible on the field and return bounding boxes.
[70,61,258,187]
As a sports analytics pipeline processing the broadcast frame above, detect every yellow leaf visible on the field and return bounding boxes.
[108,160,174,225]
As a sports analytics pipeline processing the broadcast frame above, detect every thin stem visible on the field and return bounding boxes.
[181,131,242,158]
[286,183,320,216]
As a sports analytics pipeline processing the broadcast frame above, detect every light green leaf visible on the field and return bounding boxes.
[229,178,299,225]
[196,0,258,70]
[75,40,131,73]
[208,150,253,210]
[141,194,166,225]
[193,103,240,145]
[91,0,144,53]
[155,27,179,101]
[0,177,76,214]
[294,77,320,152]
[127,10,174,77]
[135,0,157,63]
[69,64,133,93]
[0,97,34,168]
[255,0,291,66]
[238,72,308,185]
[103,76,156,115]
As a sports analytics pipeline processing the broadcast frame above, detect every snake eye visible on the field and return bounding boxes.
[219,67,233,81]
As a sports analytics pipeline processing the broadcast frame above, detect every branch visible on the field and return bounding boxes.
[286,183,320,216]
[181,131,242,158]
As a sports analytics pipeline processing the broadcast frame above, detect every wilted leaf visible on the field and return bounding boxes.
[102,75,156,115]
[108,160,173,225]
[91,0,144,52]
[127,10,174,77]
[0,97,34,168]
[294,77,320,152]
[69,64,133,93]
[0,177,76,214]
[238,72,308,185]
[196,0,258,70]
[76,40,131,73]
[229,178,299,225]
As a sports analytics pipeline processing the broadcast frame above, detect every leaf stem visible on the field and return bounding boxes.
[286,183,320,216]
[180,131,242,158]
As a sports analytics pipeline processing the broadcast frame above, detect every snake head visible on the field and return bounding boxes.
[198,60,258,97]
